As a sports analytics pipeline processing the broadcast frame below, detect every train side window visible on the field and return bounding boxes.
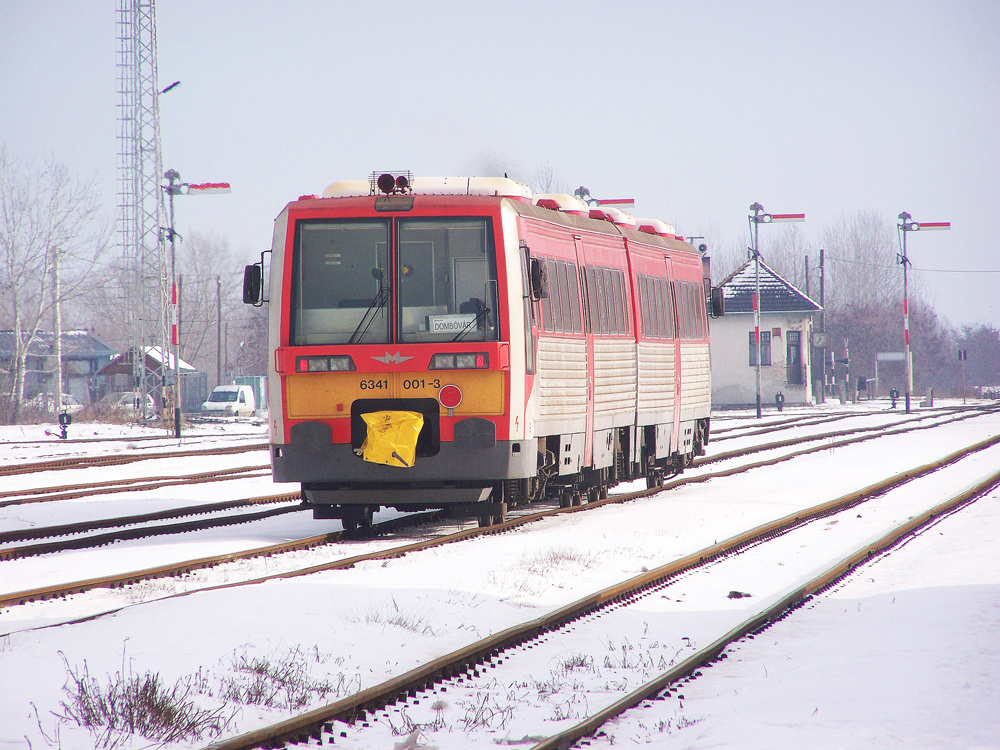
[549,259,565,332]
[674,281,687,339]
[594,267,607,335]
[646,275,658,339]
[601,267,614,335]
[540,257,554,332]
[641,275,653,339]
[567,261,582,333]
[663,278,675,339]
[586,266,598,334]
[648,276,660,338]
[619,270,632,335]
[699,283,709,337]
[654,277,668,339]
[636,276,645,337]
[611,269,624,335]
[558,261,572,333]
[692,282,703,338]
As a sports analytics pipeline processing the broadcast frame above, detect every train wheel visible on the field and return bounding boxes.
[587,487,600,504]
[504,478,530,509]
[342,506,373,533]
[559,490,573,509]
[645,472,661,490]
[477,502,507,527]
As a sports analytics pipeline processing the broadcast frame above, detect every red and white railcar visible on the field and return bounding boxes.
[243,173,721,528]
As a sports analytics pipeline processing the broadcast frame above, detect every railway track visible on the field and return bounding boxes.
[2,405,996,622]
[201,433,1000,749]
[0,441,268,478]
[709,403,973,441]
[4,405,991,565]
[0,464,271,509]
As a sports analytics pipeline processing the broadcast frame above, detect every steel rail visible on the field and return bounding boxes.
[0,507,453,610]
[3,409,995,612]
[531,467,1000,750]
[0,501,303,561]
[0,491,287,545]
[696,403,998,466]
[200,433,1000,750]
[0,466,271,509]
[709,403,969,440]
[0,442,268,477]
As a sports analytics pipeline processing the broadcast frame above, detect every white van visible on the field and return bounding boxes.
[201,384,256,417]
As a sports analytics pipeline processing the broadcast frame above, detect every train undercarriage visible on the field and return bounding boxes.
[298,418,710,530]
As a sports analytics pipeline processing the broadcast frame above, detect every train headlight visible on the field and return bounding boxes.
[296,355,356,372]
[429,352,489,370]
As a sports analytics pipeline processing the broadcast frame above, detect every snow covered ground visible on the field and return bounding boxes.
[0,401,998,749]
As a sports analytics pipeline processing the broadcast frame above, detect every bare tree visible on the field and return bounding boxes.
[172,232,240,378]
[821,210,903,308]
[533,161,569,194]
[760,225,815,293]
[0,148,112,422]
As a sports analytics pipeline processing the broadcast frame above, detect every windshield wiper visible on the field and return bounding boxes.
[451,306,492,341]
[348,287,389,344]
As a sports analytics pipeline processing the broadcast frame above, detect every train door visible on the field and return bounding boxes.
[574,236,595,468]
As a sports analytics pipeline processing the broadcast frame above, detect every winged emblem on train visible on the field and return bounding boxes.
[372,351,414,365]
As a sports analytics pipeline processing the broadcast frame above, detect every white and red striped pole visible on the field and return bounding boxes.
[749,203,805,417]
[163,170,231,437]
[897,212,949,413]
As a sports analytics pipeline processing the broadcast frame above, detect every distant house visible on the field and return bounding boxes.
[97,346,203,410]
[710,258,822,407]
[0,330,118,405]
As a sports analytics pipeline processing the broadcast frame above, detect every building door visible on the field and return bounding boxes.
[786,330,803,385]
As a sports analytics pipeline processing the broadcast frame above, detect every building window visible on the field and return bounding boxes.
[749,330,772,366]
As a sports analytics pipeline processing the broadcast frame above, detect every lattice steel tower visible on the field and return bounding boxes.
[116,0,167,417]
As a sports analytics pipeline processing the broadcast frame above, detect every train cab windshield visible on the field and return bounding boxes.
[398,217,498,343]
[289,216,498,346]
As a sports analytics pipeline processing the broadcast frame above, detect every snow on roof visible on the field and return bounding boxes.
[142,345,197,372]
[718,257,822,314]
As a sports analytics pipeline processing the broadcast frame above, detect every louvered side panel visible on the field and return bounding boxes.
[679,342,711,418]
[593,339,637,423]
[636,342,675,420]
[536,338,588,428]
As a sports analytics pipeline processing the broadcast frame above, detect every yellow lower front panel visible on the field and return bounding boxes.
[285,370,505,419]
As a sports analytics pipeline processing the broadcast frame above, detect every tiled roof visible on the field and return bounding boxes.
[0,330,118,359]
[718,257,822,314]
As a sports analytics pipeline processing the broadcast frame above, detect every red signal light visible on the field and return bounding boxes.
[377,173,396,194]
[438,384,463,410]
[395,175,409,191]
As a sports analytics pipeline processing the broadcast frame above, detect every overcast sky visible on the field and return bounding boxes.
[2,1,998,329]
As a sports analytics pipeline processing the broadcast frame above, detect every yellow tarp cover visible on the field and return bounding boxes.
[357,410,424,468]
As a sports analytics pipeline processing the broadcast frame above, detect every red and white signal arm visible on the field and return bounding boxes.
[915,221,950,231]
[769,213,806,223]
[187,182,232,194]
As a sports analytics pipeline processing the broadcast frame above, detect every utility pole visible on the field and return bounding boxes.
[216,275,222,386]
[52,246,63,412]
[819,247,825,398]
